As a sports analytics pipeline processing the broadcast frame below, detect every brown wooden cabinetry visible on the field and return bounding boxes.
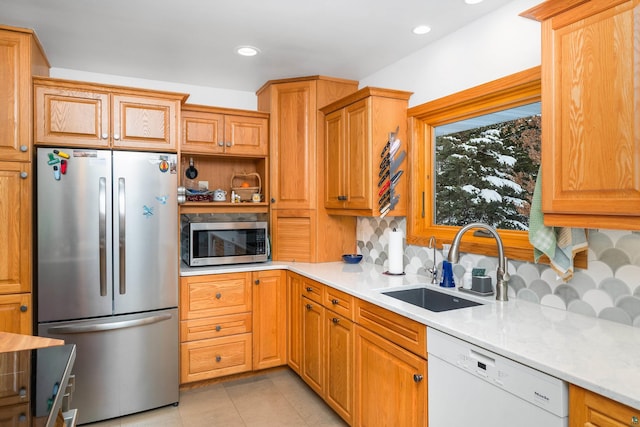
[34,77,187,152]
[252,269,286,370]
[569,384,639,426]
[257,76,359,261]
[522,0,640,230]
[321,87,412,216]
[181,105,268,156]
[0,351,31,426]
[0,26,48,335]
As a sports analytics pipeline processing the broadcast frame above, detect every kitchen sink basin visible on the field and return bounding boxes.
[382,287,482,312]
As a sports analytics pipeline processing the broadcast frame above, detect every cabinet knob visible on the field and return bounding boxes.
[19,387,27,398]
[18,414,27,422]
[306,287,313,292]
[113,133,120,140]
[20,145,28,152]
[215,325,221,332]
[254,279,260,285]
[215,355,222,362]
[332,317,340,324]
[215,293,222,299]
[226,141,232,147]
[305,304,312,310]
[20,171,28,179]
[331,299,339,305]
[632,416,639,425]
[218,141,224,147]
[413,374,423,383]
[20,305,28,312]
[102,133,109,140]
[271,198,276,203]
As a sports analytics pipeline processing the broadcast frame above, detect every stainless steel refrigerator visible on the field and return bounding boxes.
[36,148,179,425]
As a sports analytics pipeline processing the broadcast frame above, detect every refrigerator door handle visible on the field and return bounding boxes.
[99,177,107,296]
[118,177,126,295]
[44,313,173,334]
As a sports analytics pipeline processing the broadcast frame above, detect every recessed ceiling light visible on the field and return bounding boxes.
[236,46,260,57]
[412,25,432,35]
[465,0,484,4]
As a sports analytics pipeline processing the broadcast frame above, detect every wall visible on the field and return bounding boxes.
[50,67,257,110]
[356,0,640,329]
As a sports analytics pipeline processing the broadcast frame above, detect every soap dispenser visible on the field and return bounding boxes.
[462,261,473,290]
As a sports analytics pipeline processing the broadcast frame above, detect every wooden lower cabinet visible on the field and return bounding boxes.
[0,351,30,426]
[570,384,639,427]
[287,273,303,374]
[180,333,252,383]
[326,307,354,425]
[0,294,31,335]
[252,270,286,370]
[301,295,324,395]
[355,326,427,427]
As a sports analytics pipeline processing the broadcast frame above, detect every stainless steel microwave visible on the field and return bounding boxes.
[181,220,268,267]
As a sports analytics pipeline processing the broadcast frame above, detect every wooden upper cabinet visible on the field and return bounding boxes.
[0,26,48,162]
[320,87,412,217]
[522,0,640,230]
[34,77,188,152]
[181,105,268,156]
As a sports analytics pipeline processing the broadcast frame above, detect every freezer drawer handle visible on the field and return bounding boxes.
[45,313,173,334]
[118,177,126,295]
[99,177,107,296]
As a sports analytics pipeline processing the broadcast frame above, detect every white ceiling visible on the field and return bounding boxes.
[0,0,515,93]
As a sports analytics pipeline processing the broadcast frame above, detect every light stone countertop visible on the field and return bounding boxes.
[181,260,640,410]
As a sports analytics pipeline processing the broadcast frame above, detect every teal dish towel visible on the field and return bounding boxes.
[528,167,588,281]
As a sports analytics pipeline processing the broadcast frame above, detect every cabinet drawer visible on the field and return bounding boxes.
[356,299,427,358]
[180,333,252,383]
[180,312,252,342]
[0,352,30,406]
[180,273,251,320]
[325,287,355,321]
[301,278,325,304]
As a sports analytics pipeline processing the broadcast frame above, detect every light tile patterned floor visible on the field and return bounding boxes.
[85,368,348,427]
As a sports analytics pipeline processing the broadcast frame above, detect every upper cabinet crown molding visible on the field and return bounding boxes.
[33,76,189,152]
[523,0,640,230]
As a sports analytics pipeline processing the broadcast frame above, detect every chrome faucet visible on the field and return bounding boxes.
[427,236,438,284]
[447,222,509,301]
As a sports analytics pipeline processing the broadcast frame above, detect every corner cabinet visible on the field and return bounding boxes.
[522,0,640,230]
[320,87,412,217]
[0,25,49,335]
[33,77,188,152]
[569,384,639,426]
[257,76,359,262]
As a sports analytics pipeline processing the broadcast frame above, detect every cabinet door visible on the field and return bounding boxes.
[537,0,640,227]
[0,162,31,296]
[252,270,286,370]
[0,294,31,335]
[324,109,346,208]
[34,85,111,148]
[180,333,252,383]
[355,325,427,427]
[181,109,225,154]
[0,30,30,161]
[301,296,324,396]
[225,115,268,156]
[180,273,252,320]
[0,403,30,426]
[344,98,371,209]
[325,311,354,425]
[287,273,303,374]
[0,351,30,406]
[269,81,316,209]
[270,209,315,262]
[569,384,639,427]
[112,94,179,151]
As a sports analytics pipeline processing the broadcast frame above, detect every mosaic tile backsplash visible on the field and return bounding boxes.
[356,217,640,328]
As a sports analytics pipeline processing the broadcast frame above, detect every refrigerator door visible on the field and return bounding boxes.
[37,148,113,322]
[112,151,178,314]
[38,309,179,424]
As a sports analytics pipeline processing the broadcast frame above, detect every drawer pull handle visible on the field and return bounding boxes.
[215,293,222,299]
[413,374,423,383]
[632,416,639,425]
[338,195,347,201]
[331,299,339,305]
[215,325,221,332]
[306,287,313,292]
[306,304,312,310]
[332,318,340,324]
[254,279,260,285]
[215,355,222,362]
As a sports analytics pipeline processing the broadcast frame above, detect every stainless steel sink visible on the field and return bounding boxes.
[382,287,482,312]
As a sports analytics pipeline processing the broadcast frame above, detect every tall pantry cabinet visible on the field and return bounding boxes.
[257,77,359,262]
[0,25,49,334]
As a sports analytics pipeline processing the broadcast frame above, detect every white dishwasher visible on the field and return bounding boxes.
[428,328,568,427]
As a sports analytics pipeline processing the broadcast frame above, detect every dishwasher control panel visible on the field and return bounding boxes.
[427,328,568,417]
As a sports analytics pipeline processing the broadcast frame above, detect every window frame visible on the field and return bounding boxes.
[407,66,560,262]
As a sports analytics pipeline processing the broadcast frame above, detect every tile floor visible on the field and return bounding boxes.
[85,368,348,427]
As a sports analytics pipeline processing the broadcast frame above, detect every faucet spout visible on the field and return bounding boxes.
[447,222,508,301]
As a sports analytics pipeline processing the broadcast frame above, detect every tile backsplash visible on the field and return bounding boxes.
[356,217,640,328]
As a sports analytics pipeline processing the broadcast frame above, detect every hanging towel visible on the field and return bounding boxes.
[528,167,588,281]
